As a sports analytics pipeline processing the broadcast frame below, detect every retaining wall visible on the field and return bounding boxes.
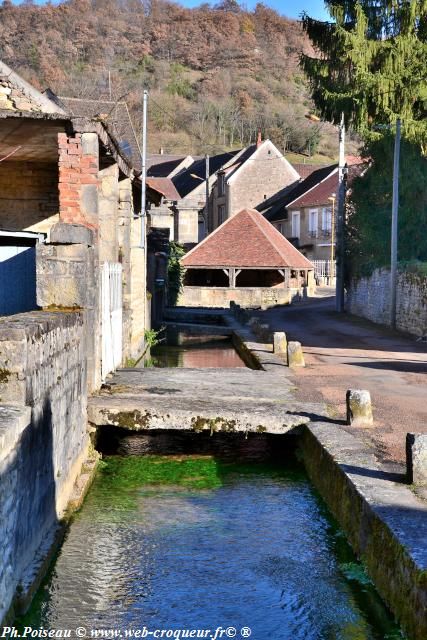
[178,286,305,308]
[0,311,90,624]
[347,268,427,337]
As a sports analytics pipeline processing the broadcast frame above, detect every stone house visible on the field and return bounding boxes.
[258,161,365,267]
[170,151,235,247]
[180,208,314,308]
[0,60,147,389]
[209,137,300,231]
[258,164,339,262]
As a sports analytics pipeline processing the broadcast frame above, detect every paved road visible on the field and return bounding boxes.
[254,292,427,464]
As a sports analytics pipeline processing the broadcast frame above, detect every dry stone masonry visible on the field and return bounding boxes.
[347,268,427,337]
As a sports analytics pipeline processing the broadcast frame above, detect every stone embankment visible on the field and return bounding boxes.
[0,311,96,625]
[90,305,427,640]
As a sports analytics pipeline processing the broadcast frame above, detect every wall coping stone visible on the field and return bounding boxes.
[49,222,94,246]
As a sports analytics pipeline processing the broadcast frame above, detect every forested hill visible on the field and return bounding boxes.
[0,0,339,158]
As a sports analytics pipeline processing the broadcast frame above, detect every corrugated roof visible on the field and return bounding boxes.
[57,96,140,168]
[182,208,313,269]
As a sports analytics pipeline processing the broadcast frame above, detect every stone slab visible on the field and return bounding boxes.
[89,367,324,434]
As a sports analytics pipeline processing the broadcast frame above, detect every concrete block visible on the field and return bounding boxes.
[49,223,94,246]
[287,341,305,368]
[406,433,427,485]
[346,389,374,427]
[81,184,98,218]
[273,332,287,356]
[81,132,99,157]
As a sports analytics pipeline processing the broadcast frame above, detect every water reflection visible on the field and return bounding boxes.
[151,329,246,368]
[18,461,403,639]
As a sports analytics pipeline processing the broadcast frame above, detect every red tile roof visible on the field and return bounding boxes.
[287,170,338,209]
[146,177,181,201]
[182,209,313,269]
[291,163,328,179]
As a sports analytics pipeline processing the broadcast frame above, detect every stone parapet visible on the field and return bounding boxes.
[0,311,89,625]
[347,268,427,337]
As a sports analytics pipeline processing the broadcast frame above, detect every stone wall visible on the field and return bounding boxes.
[227,141,299,219]
[36,222,101,391]
[347,268,427,337]
[178,286,294,308]
[0,161,59,234]
[0,311,89,624]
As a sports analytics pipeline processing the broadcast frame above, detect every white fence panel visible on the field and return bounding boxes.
[101,262,123,381]
[312,260,336,281]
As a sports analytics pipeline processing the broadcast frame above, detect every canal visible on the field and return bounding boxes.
[17,455,403,639]
[149,327,247,369]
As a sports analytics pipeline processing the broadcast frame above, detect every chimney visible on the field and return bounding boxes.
[256,130,262,148]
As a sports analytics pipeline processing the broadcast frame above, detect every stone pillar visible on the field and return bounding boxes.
[406,433,427,485]
[57,131,99,229]
[118,178,133,361]
[273,332,287,356]
[36,222,101,391]
[98,163,119,263]
[287,341,305,367]
[129,216,147,359]
[346,389,374,427]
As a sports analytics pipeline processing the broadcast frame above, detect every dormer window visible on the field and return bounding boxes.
[218,173,226,197]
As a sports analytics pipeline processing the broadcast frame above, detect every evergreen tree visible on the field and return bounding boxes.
[302,1,427,150]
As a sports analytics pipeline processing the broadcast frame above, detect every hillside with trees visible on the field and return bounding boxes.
[0,0,343,158]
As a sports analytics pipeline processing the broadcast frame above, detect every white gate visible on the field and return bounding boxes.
[312,260,336,283]
[101,262,123,381]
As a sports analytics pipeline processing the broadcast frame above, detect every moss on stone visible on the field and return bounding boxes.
[100,409,152,430]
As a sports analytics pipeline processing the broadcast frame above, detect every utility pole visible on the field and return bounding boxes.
[140,90,148,249]
[335,113,346,313]
[391,118,401,329]
[205,154,209,237]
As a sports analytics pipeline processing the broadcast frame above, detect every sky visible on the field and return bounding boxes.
[11,0,330,21]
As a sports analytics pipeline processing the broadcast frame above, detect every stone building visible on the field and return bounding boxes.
[209,137,300,231]
[180,208,314,308]
[0,60,147,389]
[258,161,365,265]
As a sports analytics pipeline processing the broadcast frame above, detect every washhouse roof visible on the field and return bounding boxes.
[181,208,314,270]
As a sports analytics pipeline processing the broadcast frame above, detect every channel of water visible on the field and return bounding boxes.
[17,332,405,639]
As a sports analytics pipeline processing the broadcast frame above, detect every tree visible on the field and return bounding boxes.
[346,136,427,277]
[302,1,427,151]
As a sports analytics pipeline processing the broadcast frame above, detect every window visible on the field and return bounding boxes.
[218,174,225,197]
[308,209,318,237]
[278,223,285,235]
[322,207,332,235]
[291,211,300,238]
[218,204,226,225]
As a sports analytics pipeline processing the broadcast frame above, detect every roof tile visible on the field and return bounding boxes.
[182,209,313,269]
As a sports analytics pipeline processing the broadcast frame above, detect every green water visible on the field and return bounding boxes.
[18,456,404,640]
